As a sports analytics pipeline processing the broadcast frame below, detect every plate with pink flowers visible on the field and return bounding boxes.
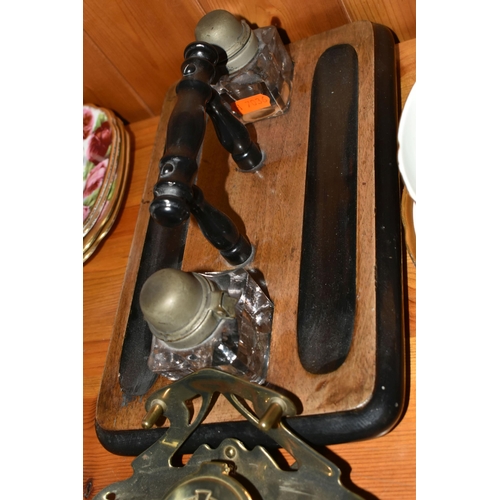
[83,104,130,263]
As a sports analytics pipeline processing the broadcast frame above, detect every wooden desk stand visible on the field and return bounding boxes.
[96,20,405,456]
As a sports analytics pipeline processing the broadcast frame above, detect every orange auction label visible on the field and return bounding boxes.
[232,94,271,115]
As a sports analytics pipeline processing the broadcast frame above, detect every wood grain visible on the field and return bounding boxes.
[342,0,416,42]
[83,0,206,117]
[83,37,416,500]
[83,0,416,122]
[397,38,416,104]
[84,32,154,123]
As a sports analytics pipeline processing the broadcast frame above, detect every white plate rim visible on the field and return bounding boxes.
[397,82,416,202]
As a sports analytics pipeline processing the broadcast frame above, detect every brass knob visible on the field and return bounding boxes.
[258,400,285,431]
[142,403,165,430]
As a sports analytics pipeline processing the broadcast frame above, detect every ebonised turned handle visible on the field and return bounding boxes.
[150,42,218,227]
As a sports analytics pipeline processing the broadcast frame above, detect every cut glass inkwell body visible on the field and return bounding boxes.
[195,10,294,124]
[140,268,273,384]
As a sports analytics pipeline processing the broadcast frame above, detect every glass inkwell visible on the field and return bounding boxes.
[140,268,273,384]
[195,10,294,124]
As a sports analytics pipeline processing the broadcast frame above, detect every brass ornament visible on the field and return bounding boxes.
[93,369,362,499]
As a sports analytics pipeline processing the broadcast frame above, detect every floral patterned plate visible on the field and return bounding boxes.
[83,104,130,263]
[83,105,120,236]
[83,123,130,261]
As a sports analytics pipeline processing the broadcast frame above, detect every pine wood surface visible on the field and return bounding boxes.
[83,37,416,500]
[83,0,416,123]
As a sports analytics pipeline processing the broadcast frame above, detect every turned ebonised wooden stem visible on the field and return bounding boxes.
[150,41,260,266]
[207,89,264,172]
[188,185,253,266]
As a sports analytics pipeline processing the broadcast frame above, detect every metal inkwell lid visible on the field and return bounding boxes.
[195,9,259,73]
[139,268,236,350]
